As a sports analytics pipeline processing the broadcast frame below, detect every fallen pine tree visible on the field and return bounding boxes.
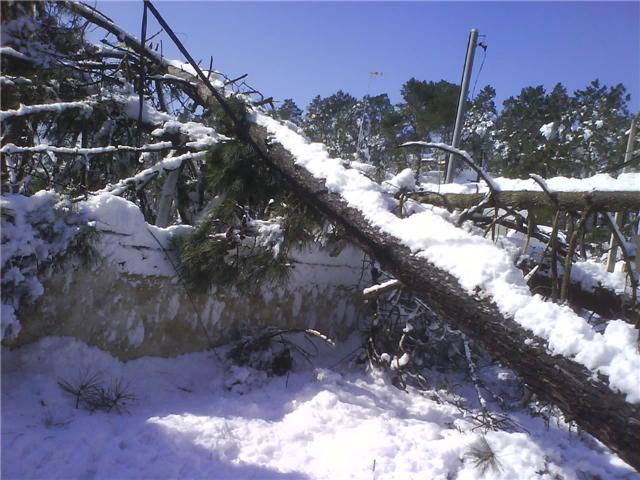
[24,1,640,470]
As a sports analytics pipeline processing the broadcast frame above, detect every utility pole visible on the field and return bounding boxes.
[445,28,479,183]
[605,115,638,272]
[356,71,383,160]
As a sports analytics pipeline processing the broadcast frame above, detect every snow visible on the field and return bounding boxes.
[0,303,19,342]
[80,193,191,277]
[2,336,637,479]
[383,168,416,193]
[416,172,640,195]
[363,279,401,296]
[1,191,83,340]
[99,90,173,126]
[0,46,30,61]
[151,120,228,149]
[583,128,593,141]
[571,259,630,294]
[254,111,640,403]
[0,141,173,156]
[540,122,555,140]
[99,150,208,196]
[0,101,93,121]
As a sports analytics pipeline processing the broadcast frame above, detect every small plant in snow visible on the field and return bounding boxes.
[57,370,102,409]
[58,371,135,413]
[466,436,502,476]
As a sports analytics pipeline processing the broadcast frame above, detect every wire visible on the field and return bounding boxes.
[471,38,488,100]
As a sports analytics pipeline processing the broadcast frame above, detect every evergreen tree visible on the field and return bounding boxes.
[461,85,498,170]
[494,85,557,177]
[399,79,459,143]
[354,93,394,167]
[493,81,633,178]
[302,90,359,157]
[570,80,631,175]
[276,98,303,125]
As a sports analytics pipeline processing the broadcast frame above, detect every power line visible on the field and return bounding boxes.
[471,37,488,100]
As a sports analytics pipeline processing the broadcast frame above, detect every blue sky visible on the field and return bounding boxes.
[92,1,640,112]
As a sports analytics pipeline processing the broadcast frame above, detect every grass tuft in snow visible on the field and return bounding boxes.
[466,436,502,476]
[58,370,135,413]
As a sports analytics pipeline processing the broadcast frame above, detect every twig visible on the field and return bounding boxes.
[560,209,592,303]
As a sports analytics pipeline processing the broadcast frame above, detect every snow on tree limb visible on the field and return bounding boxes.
[0,101,94,121]
[31,2,640,469]
[408,190,640,212]
[254,111,640,401]
[0,142,174,156]
[97,150,208,196]
[401,141,501,192]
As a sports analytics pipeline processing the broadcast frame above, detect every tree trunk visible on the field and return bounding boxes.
[410,190,640,212]
[155,164,180,228]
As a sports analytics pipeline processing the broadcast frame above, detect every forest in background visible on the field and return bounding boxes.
[276,78,633,180]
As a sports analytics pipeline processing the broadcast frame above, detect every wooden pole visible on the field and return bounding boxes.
[606,116,637,272]
[445,29,478,183]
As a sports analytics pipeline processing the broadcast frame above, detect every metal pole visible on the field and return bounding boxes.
[445,28,478,183]
[605,115,637,272]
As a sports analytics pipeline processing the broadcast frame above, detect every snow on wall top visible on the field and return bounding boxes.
[81,193,191,277]
[253,110,640,404]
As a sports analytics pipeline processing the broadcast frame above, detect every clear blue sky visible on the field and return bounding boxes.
[92,1,640,112]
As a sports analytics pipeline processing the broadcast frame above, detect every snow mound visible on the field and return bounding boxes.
[81,193,191,277]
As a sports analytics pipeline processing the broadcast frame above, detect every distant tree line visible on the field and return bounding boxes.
[275,78,634,179]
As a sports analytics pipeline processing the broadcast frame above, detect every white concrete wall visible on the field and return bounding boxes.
[11,244,370,359]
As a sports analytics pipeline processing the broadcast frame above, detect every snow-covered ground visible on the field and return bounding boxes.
[2,336,637,479]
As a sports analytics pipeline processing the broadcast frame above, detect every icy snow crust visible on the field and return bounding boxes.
[254,112,640,403]
[2,336,637,479]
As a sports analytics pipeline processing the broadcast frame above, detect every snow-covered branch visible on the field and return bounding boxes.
[1,142,174,156]
[98,150,208,196]
[0,101,94,121]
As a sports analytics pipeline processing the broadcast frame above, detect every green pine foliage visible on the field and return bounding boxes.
[175,139,325,293]
[174,216,290,294]
[205,140,280,218]
[202,95,251,138]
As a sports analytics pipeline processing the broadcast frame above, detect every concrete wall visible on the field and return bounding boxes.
[10,245,370,360]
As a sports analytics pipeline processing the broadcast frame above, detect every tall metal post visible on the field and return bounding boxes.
[445,28,479,183]
[605,115,638,272]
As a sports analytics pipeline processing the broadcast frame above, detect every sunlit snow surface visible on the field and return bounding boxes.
[2,337,637,479]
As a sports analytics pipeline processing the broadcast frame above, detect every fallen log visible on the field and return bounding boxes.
[526,270,639,324]
[67,2,640,469]
[410,190,640,212]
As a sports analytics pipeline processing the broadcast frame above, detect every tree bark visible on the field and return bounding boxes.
[155,162,180,228]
